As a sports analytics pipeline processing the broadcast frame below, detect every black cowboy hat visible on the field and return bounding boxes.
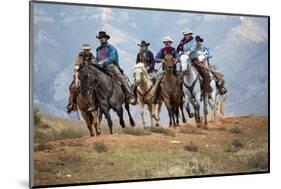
[96,31,110,39]
[138,40,150,47]
[195,35,204,42]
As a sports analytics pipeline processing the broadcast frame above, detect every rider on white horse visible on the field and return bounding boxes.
[177,29,213,96]
[177,29,227,96]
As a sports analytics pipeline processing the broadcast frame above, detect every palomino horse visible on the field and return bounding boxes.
[161,53,186,127]
[72,65,101,137]
[133,62,162,127]
[78,64,135,134]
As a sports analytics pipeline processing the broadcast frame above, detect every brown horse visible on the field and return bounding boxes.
[161,53,186,126]
[74,65,102,137]
[77,94,101,137]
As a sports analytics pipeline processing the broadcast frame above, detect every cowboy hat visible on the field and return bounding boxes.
[138,40,150,47]
[81,44,91,50]
[195,35,204,42]
[182,29,193,35]
[96,31,110,39]
[162,36,173,43]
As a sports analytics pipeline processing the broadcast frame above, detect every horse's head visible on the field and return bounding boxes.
[180,54,191,73]
[78,65,94,95]
[163,53,175,72]
[133,62,149,85]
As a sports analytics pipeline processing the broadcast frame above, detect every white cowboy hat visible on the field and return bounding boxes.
[81,44,91,50]
[162,36,173,43]
[182,29,193,35]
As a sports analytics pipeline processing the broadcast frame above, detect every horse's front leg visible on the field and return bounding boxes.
[203,95,209,130]
[139,100,146,127]
[125,103,135,127]
[180,103,186,123]
[184,95,194,118]
[92,110,101,135]
[148,104,154,127]
[154,102,161,127]
[80,110,94,137]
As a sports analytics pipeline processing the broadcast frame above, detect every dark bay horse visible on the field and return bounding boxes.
[78,64,135,134]
[161,53,186,126]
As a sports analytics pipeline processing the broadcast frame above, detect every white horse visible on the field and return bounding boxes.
[180,54,202,127]
[181,53,220,128]
[133,63,162,127]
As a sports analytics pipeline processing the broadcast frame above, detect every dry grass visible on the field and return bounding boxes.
[228,127,242,134]
[179,127,204,135]
[123,128,151,136]
[147,127,176,137]
[58,151,82,162]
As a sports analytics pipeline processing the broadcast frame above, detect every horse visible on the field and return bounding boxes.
[78,64,135,134]
[180,54,202,127]
[133,62,162,127]
[161,53,186,127]
[200,54,219,121]
[70,65,101,137]
[180,53,217,129]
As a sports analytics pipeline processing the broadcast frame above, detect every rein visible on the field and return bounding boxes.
[183,73,200,99]
[134,66,154,101]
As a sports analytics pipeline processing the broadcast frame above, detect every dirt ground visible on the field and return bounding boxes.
[32,115,269,187]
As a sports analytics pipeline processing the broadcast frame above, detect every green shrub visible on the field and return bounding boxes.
[184,141,199,152]
[247,151,268,170]
[93,141,108,153]
[224,139,243,152]
[34,142,52,151]
[34,107,42,126]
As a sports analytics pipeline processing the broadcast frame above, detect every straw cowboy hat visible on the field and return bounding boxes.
[138,40,150,47]
[81,44,92,50]
[96,31,110,39]
[182,29,193,35]
[162,36,173,43]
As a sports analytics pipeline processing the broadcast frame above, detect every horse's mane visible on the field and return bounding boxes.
[134,62,149,80]
[86,64,112,77]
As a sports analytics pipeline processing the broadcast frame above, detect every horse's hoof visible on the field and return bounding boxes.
[190,113,194,118]
[155,123,160,127]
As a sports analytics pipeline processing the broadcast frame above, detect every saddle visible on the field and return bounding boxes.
[91,64,123,86]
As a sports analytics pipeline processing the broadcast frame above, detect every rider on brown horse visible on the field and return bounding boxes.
[66,44,96,113]
[155,36,177,75]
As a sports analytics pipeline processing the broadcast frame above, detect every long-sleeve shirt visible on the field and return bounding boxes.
[136,50,155,73]
[181,39,213,59]
[155,46,177,63]
[96,43,119,68]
